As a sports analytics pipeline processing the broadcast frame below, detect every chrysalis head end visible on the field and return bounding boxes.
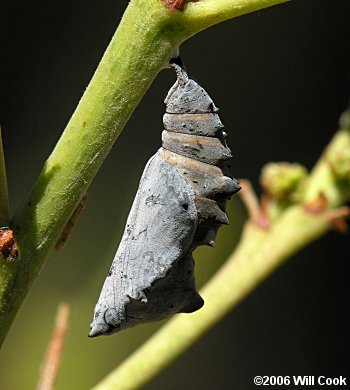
[165,58,218,114]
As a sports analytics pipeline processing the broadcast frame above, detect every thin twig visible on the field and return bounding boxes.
[238,179,270,228]
[238,179,261,221]
[37,303,70,390]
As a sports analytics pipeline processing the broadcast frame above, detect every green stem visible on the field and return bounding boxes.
[0,127,9,227]
[0,0,288,348]
[91,126,350,390]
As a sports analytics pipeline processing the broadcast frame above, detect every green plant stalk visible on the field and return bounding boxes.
[0,127,9,226]
[91,126,350,390]
[0,0,289,348]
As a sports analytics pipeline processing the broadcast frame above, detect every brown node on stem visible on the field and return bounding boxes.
[322,206,350,234]
[162,0,200,11]
[55,194,88,251]
[304,192,329,214]
[0,228,19,261]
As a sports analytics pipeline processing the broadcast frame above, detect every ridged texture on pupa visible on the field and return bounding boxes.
[89,63,239,337]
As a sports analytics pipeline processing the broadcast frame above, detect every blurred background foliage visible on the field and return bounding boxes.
[1,0,350,389]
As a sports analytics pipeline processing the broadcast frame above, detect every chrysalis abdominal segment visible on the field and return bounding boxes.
[89,63,240,337]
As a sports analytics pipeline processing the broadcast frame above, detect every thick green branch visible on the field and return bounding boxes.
[0,0,289,348]
[91,125,350,390]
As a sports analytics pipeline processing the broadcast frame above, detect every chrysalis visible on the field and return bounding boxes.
[89,61,240,337]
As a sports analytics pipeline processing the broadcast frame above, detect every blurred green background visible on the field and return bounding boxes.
[1,1,350,389]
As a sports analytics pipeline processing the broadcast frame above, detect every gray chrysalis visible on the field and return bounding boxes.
[89,61,240,337]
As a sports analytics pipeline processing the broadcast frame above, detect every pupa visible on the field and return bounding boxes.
[89,61,240,337]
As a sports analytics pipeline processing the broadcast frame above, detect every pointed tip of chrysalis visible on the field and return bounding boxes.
[169,58,189,86]
[165,59,218,114]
